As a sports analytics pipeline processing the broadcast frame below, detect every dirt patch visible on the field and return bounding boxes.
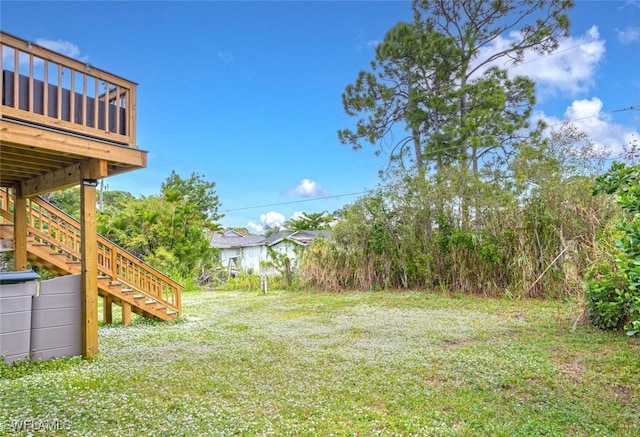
[558,359,586,382]
[440,338,481,349]
[612,384,637,407]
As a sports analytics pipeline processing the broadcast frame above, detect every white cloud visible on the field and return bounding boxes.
[617,25,640,44]
[247,211,307,234]
[259,211,286,229]
[535,97,640,155]
[35,38,87,61]
[288,179,328,198]
[2,37,87,66]
[246,221,263,234]
[475,26,605,97]
[290,211,305,220]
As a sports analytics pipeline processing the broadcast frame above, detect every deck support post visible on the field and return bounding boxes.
[12,187,28,271]
[122,302,132,326]
[103,296,113,324]
[80,178,99,358]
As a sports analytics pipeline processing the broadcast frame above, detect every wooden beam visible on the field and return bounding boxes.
[0,119,147,167]
[21,163,82,197]
[20,159,109,197]
[80,178,99,358]
[12,186,27,271]
[103,296,113,325]
[83,158,109,180]
[122,302,132,326]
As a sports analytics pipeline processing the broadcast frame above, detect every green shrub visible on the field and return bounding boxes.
[589,162,640,337]
[585,264,629,329]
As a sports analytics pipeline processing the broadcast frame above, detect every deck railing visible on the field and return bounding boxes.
[0,189,181,313]
[0,31,137,146]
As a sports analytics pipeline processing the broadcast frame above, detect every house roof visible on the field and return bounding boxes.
[266,230,330,246]
[264,231,290,244]
[211,229,330,249]
[210,230,266,249]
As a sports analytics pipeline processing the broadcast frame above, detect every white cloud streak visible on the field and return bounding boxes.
[617,25,640,44]
[475,26,605,97]
[475,24,639,155]
[35,38,87,61]
[246,221,264,234]
[535,98,639,155]
[288,179,328,198]
[260,211,286,229]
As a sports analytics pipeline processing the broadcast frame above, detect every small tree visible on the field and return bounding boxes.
[285,211,334,231]
[97,171,223,285]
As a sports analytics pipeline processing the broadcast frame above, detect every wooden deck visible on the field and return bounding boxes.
[0,31,145,195]
[0,31,179,358]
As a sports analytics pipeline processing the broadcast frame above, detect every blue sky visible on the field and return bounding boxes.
[2,1,639,233]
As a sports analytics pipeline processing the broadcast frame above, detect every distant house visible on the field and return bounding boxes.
[210,229,329,277]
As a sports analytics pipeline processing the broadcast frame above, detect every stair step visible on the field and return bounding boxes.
[50,252,67,256]
[121,288,133,293]
[155,306,167,311]
[145,300,157,305]
[167,310,178,316]
[98,275,110,279]
[109,281,123,287]
[33,243,51,247]
[66,261,81,265]
[134,295,145,300]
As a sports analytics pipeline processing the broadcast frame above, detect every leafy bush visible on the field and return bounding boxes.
[585,264,629,329]
[588,162,640,337]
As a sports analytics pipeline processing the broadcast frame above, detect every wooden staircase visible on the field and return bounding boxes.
[0,189,181,322]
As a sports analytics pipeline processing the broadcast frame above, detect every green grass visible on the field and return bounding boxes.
[1,289,639,436]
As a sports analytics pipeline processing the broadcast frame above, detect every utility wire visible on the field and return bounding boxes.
[220,191,366,213]
[221,103,639,214]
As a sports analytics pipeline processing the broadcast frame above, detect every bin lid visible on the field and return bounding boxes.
[0,270,41,285]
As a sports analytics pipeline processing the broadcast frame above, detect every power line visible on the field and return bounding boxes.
[222,103,638,214]
[220,191,366,213]
[216,161,383,198]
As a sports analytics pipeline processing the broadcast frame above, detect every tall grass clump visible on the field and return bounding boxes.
[302,124,617,299]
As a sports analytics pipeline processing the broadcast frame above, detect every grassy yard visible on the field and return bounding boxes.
[1,289,639,436]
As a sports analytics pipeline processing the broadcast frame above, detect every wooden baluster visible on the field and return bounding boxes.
[70,69,75,123]
[110,246,117,279]
[12,48,18,109]
[0,44,3,104]
[57,64,62,119]
[104,82,109,132]
[28,54,33,112]
[82,73,87,126]
[129,86,136,145]
[43,60,49,116]
[114,85,120,135]
[93,78,98,129]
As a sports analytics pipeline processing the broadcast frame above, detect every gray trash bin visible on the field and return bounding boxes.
[0,270,41,365]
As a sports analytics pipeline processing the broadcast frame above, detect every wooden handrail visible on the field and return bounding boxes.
[0,31,137,147]
[0,189,181,313]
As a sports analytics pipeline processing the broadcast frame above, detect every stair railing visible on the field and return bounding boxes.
[0,189,181,313]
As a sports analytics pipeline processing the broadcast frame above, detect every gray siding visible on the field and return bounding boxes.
[31,275,82,362]
[0,281,36,364]
[0,275,82,364]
